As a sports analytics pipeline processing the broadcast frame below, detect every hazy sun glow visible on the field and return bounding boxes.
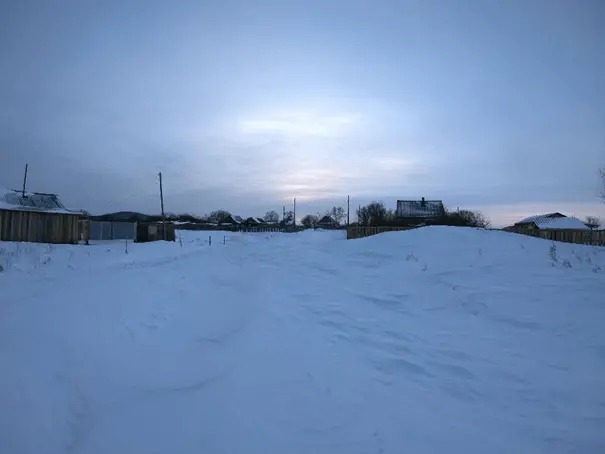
[239,110,360,137]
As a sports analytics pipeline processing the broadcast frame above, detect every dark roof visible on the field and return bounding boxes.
[396,199,444,218]
[317,215,337,225]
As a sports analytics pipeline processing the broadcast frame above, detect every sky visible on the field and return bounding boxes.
[1,0,604,227]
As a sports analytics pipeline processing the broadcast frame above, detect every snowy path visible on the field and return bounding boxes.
[1,228,605,453]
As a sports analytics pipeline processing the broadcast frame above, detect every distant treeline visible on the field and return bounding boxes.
[89,203,490,229]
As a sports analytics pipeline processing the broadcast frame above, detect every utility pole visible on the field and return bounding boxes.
[347,195,350,226]
[159,172,166,240]
[293,197,296,226]
[22,164,29,197]
[283,205,286,222]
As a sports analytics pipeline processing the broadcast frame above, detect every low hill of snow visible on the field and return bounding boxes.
[1,227,604,453]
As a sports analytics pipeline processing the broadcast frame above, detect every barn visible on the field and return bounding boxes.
[513,213,590,230]
[0,188,83,244]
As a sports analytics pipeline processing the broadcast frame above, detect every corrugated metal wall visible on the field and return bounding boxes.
[89,221,136,241]
[0,209,80,244]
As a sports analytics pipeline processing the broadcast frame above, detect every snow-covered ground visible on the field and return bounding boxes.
[1,227,604,454]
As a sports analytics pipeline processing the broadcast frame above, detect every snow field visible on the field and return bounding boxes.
[1,227,604,453]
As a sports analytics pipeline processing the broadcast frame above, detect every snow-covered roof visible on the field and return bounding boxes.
[518,212,564,224]
[516,213,589,230]
[232,215,243,224]
[0,187,80,214]
[396,199,444,218]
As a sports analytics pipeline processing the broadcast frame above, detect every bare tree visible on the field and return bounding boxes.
[301,214,319,228]
[356,201,388,226]
[585,216,601,230]
[207,210,232,224]
[282,210,294,225]
[328,206,346,225]
[445,209,491,228]
[356,205,369,225]
[264,210,279,223]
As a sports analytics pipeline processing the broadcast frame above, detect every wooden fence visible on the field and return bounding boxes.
[0,209,81,244]
[176,223,306,233]
[347,225,605,246]
[504,227,605,246]
[346,225,417,240]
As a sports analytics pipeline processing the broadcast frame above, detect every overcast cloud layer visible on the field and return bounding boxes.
[1,0,604,226]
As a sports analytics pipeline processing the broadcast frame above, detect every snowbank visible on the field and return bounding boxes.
[1,227,604,453]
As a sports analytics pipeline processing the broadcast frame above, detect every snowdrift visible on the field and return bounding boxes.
[1,227,604,453]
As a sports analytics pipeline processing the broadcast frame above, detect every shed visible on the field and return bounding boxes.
[136,221,176,242]
[0,187,83,243]
[243,217,260,226]
[514,213,589,230]
[316,215,339,228]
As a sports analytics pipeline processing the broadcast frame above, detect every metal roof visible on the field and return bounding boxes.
[396,199,445,218]
[518,212,564,224]
[0,187,78,214]
[516,214,589,230]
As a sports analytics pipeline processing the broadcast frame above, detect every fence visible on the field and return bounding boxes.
[176,223,305,233]
[504,227,605,246]
[347,225,605,245]
[0,209,80,244]
[347,225,417,240]
[89,221,136,241]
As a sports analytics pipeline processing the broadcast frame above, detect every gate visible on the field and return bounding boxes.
[89,221,136,241]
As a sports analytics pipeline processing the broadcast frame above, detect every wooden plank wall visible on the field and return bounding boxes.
[347,225,417,240]
[347,225,605,245]
[0,210,80,244]
[505,227,605,246]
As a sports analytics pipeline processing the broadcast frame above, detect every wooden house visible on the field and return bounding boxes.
[396,198,445,225]
[0,187,84,244]
[513,213,589,230]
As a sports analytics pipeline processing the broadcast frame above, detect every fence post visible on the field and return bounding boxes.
[209,236,212,246]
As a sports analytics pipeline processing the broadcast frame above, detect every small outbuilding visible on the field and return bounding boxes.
[315,215,339,229]
[514,213,590,230]
[136,221,176,242]
[0,187,83,244]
